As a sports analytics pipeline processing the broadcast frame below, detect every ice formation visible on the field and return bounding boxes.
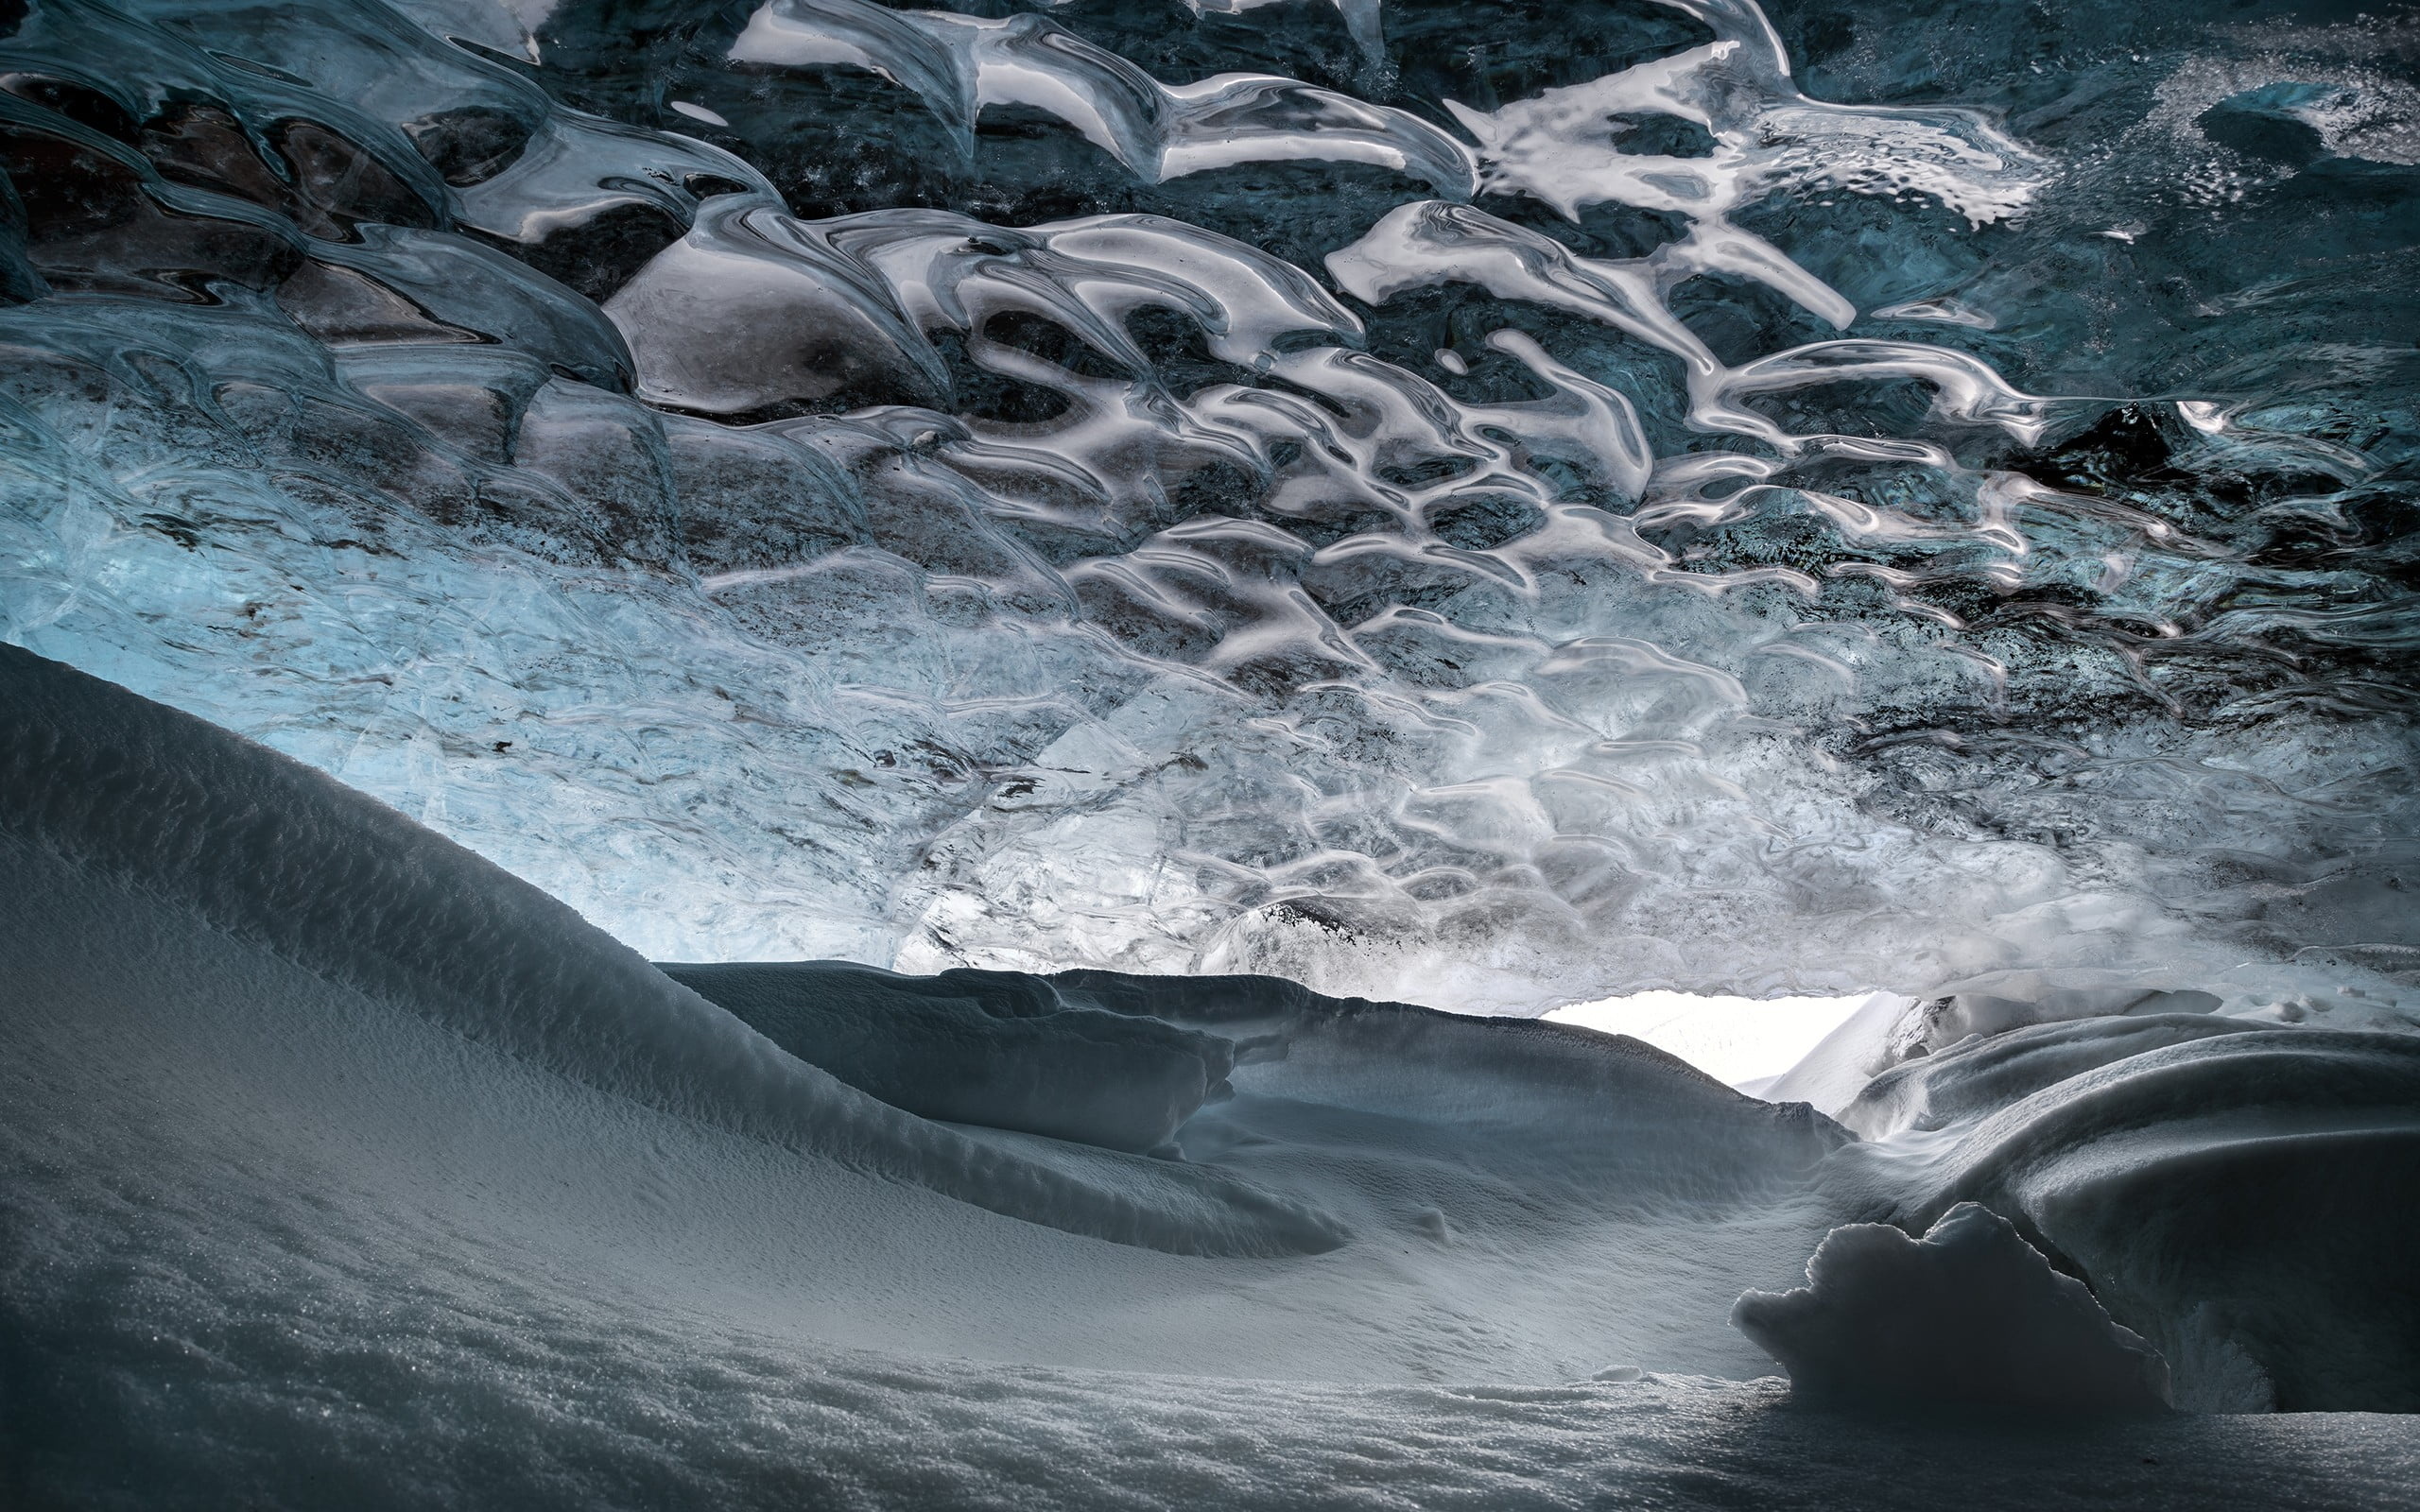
[1828,1013,2420,1412]
[2,0,2414,1007]
[1731,1201,2173,1415]
[4,0,2420,1503]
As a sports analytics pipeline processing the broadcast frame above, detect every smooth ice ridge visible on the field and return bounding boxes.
[1732,1201,2173,1416]
[606,198,1365,415]
[1818,1002,2420,1412]
[1325,198,2058,446]
[731,0,1476,195]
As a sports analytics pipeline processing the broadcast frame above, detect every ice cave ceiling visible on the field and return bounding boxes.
[2,0,2417,1011]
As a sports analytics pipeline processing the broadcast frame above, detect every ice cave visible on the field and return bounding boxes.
[3,0,2418,1505]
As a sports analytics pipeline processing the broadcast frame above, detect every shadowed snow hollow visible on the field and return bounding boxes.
[1732,1202,2172,1416]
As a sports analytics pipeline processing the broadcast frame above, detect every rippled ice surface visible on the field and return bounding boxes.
[3,0,2417,1011]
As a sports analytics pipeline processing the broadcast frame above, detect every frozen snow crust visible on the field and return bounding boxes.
[7,644,2420,1506]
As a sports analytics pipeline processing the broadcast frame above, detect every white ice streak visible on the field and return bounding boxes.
[1447,0,2044,231]
[1183,0,1386,63]
[1325,199,2057,453]
[606,198,1362,414]
[732,0,1473,193]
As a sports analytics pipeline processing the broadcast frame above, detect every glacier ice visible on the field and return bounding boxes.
[0,0,2413,1006]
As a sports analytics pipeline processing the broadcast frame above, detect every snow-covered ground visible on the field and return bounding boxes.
[5,644,2416,1507]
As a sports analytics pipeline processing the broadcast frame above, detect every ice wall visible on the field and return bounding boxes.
[2,0,2415,1009]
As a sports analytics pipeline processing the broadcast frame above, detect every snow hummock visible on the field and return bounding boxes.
[1733,1203,2174,1416]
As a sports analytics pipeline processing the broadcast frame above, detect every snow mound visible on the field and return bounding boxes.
[1,643,1853,1398]
[0,642,1339,1258]
[1851,1023,2420,1411]
[1732,1203,2172,1416]
[663,962,1236,1153]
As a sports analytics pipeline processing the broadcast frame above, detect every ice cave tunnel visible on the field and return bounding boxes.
[3,0,2419,1506]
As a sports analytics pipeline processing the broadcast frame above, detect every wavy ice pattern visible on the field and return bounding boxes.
[1,0,2416,1018]
[730,0,1475,193]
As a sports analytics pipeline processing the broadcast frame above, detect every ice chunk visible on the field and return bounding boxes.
[1732,1202,2172,1416]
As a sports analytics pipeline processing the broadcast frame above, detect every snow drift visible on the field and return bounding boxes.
[2,644,1892,1505]
[0,640,1345,1260]
[661,961,1239,1153]
[1733,1202,2172,1416]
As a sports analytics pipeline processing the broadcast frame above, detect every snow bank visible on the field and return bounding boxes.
[1732,1203,2172,1415]
[1830,1018,2420,1410]
[0,644,1339,1258]
[0,643,1851,1391]
[662,961,1236,1152]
